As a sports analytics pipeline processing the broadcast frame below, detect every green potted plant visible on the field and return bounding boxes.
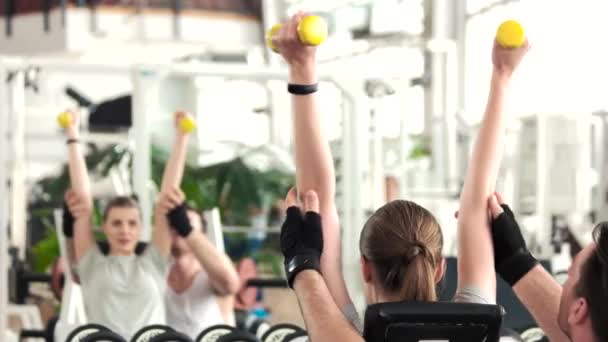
[29,143,293,276]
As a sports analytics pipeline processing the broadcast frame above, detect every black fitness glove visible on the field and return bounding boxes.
[167,203,193,237]
[62,200,74,238]
[280,207,323,288]
[491,204,538,286]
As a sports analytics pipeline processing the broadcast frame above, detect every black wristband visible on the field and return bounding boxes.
[496,250,538,286]
[284,252,321,288]
[66,138,79,145]
[62,201,74,238]
[287,83,318,95]
[167,203,193,237]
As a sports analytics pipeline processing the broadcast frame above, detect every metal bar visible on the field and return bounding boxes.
[0,57,132,74]
[5,0,14,37]
[204,208,225,252]
[43,0,51,32]
[0,63,9,342]
[0,57,406,84]
[8,71,26,259]
[88,0,99,33]
[246,278,287,288]
[21,273,52,283]
[166,63,289,80]
[61,0,67,27]
[131,67,156,241]
[171,0,182,40]
[336,77,369,311]
[20,330,47,338]
[261,0,285,67]
[466,0,521,19]
[136,0,147,41]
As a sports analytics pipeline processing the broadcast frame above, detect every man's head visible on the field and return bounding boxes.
[558,222,608,341]
[170,206,207,257]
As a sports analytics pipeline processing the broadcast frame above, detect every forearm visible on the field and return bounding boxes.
[512,265,569,342]
[290,65,336,203]
[65,129,91,203]
[156,132,189,257]
[160,134,189,192]
[293,271,363,342]
[186,231,240,295]
[290,65,351,307]
[73,217,95,262]
[460,71,509,208]
[65,238,78,270]
[457,71,511,296]
[318,210,351,307]
[152,211,172,257]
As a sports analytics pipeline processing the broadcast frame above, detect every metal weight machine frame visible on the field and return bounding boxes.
[0,56,371,335]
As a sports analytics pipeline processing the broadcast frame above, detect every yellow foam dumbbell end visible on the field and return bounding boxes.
[57,112,72,128]
[297,15,328,46]
[179,116,197,134]
[266,23,283,53]
[496,20,525,48]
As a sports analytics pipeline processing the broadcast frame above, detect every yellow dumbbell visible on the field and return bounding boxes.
[267,24,283,53]
[496,20,525,48]
[179,116,197,134]
[266,15,328,53]
[57,112,73,128]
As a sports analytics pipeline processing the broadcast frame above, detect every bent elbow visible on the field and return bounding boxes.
[215,270,240,296]
[223,272,241,295]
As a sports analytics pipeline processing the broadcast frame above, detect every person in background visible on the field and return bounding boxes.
[488,192,604,342]
[61,110,170,339]
[156,111,240,339]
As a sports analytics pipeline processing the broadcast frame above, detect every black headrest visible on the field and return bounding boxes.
[363,301,503,342]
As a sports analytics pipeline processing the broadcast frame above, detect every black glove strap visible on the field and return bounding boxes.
[62,201,74,238]
[167,203,193,237]
[285,252,321,288]
[496,250,538,286]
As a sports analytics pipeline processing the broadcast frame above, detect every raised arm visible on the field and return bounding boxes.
[281,189,362,341]
[456,41,529,298]
[488,195,569,342]
[61,192,78,279]
[294,271,363,342]
[513,267,569,341]
[160,111,191,192]
[153,111,193,257]
[273,13,352,309]
[62,111,95,262]
[159,189,240,295]
[185,226,240,296]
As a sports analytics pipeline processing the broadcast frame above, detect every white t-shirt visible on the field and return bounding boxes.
[165,269,225,339]
[77,245,168,339]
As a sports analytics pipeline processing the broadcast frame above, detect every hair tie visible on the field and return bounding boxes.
[401,245,421,264]
[406,242,437,267]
